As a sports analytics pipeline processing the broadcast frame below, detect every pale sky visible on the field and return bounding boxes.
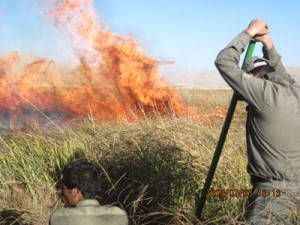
[1,0,299,74]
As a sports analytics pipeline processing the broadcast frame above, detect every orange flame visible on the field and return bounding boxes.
[0,0,199,127]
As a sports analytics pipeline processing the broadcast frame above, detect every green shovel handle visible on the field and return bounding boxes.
[195,40,256,219]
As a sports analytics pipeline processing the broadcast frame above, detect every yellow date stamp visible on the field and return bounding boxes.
[206,188,252,197]
[258,188,282,197]
[206,188,282,198]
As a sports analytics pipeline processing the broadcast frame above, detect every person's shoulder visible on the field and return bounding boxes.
[49,207,74,225]
[96,205,128,225]
[50,207,77,217]
[77,199,126,215]
[101,205,127,215]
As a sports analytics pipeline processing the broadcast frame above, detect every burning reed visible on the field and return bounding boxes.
[0,0,196,128]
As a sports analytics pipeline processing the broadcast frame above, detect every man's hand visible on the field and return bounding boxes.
[253,34,273,50]
[245,19,270,38]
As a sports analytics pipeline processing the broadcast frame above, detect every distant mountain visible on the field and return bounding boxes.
[162,69,228,88]
[163,67,300,88]
[287,67,300,82]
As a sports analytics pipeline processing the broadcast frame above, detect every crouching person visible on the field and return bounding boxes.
[49,159,128,225]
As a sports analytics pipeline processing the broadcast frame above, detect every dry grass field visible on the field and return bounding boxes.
[0,88,298,224]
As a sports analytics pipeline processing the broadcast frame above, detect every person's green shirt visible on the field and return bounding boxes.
[215,32,300,181]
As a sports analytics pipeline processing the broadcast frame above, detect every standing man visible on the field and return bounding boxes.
[215,19,300,224]
[49,159,128,225]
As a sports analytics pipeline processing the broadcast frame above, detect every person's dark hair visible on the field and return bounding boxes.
[61,159,100,199]
[250,65,275,79]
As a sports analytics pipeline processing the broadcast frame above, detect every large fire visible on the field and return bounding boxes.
[0,0,196,127]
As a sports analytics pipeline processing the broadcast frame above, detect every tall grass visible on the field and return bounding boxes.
[0,89,283,224]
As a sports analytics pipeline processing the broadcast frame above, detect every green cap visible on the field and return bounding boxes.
[243,56,272,73]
